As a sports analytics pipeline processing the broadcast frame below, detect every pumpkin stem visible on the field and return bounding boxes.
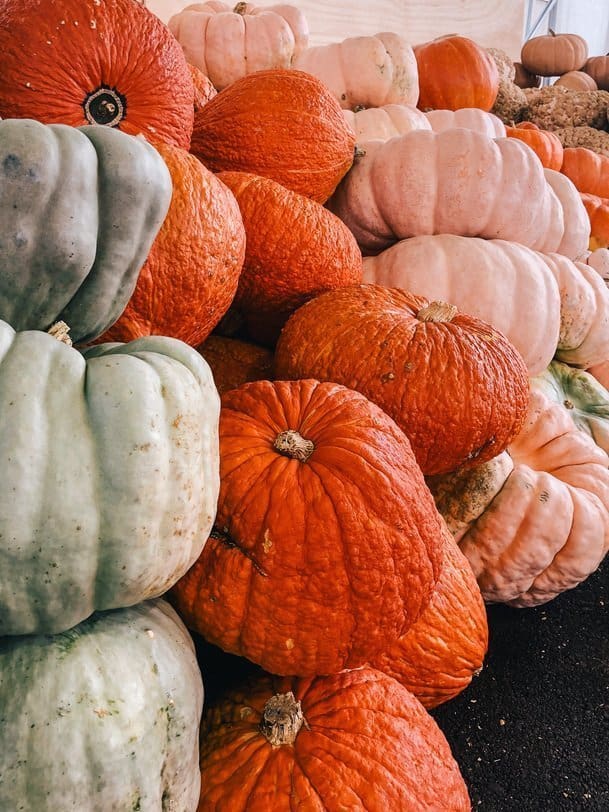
[354,145,367,159]
[47,321,73,347]
[233,1,248,13]
[353,104,367,112]
[416,301,458,323]
[274,430,315,463]
[83,86,127,127]
[260,692,305,746]
[549,28,556,37]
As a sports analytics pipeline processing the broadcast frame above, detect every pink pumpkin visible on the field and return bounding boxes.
[424,108,506,137]
[343,104,431,143]
[543,168,591,261]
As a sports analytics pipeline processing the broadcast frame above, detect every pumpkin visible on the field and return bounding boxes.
[326,128,565,256]
[0,323,220,636]
[505,121,564,170]
[555,70,598,90]
[561,147,609,198]
[190,68,355,204]
[0,119,171,344]
[362,234,561,375]
[0,0,194,148]
[432,388,609,606]
[198,667,471,810]
[580,193,609,249]
[371,525,488,709]
[216,171,362,346]
[169,2,308,91]
[342,103,431,143]
[274,285,530,476]
[543,168,591,260]
[586,246,609,279]
[424,107,506,137]
[0,600,203,812]
[170,378,444,676]
[414,34,499,112]
[197,335,273,396]
[583,54,609,90]
[294,32,419,110]
[190,63,217,111]
[514,61,542,88]
[97,143,245,347]
[521,30,588,77]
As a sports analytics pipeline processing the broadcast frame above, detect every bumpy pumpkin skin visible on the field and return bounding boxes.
[0,324,220,636]
[171,379,444,676]
[0,600,203,812]
[190,63,217,112]
[0,119,172,344]
[581,192,609,250]
[274,285,530,476]
[217,170,363,345]
[199,668,471,811]
[190,68,356,204]
[342,103,431,143]
[198,335,274,396]
[99,144,245,348]
[0,0,194,148]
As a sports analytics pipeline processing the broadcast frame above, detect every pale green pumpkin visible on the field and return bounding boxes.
[0,600,203,812]
[0,321,220,636]
[0,119,172,343]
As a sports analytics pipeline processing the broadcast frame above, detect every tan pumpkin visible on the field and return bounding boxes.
[294,32,419,110]
[555,70,598,91]
[342,104,431,143]
[521,30,588,77]
[583,55,609,90]
[424,107,506,137]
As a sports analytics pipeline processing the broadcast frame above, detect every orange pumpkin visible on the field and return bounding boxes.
[99,143,245,347]
[189,64,217,112]
[580,193,609,249]
[561,147,609,197]
[583,55,609,90]
[197,335,274,396]
[521,30,588,77]
[505,121,564,170]
[190,68,356,203]
[414,34,499,112]
[274,285,530,476]
[217,171,363,345]
[198,667,471,810]
[0,0,194,148]
[170,378,444,676]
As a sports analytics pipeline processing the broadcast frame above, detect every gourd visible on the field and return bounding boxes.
[555,70,598,90]
[0,322,220,636]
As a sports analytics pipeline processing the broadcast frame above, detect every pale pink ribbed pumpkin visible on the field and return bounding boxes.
[343,104,430,143]
[543,168,591,261]
[424,108,505,137]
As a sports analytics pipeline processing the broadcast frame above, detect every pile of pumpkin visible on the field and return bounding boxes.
[1,0,609,809]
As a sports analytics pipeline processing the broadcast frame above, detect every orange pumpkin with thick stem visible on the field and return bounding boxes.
[190,68,356,203]
[580,193,609,250]
[198,667,471,810]
[217,171,363,346]
[170,378,444,677]
[98,143,245,347]
[560,147,609,198]
[506,122,564,170]
[414,34,499,112]
[197,335,274,396]
[0,0,194,148]
[274,285,530,477]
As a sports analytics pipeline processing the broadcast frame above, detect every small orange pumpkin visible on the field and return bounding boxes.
[505,121,564,169]
[561,147,609,197]
[197,335,274,396]
[580,193,609,250]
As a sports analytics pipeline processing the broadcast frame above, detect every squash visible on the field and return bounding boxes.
[168,2,308,91]
[0,600,203,812]
[197,335,273,396]
[216,171,362,346]
[170,378,444,676]
[0,0,194,148]
[198,667,470,810]
[0,119,172,345]
[424,107,506,137]
[190,68,356,204]
[561,147,609,198]
[582,54,609,90]
[414,34,499,112]
[327,128,565,256]
[555,70,598,90]
[342,103,431,143]
[0,323,220,636]
[521,30,588,77]
[97,143,246,348]
[294,32,419,110]
[580,193,609,250]
[362,234,561,375]
[505,121,564,170]
[274,285,530,476]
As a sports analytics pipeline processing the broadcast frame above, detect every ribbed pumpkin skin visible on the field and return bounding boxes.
[197,335,274,396]
[274,285,530,476]
[543,168,591,261]
[198,668,471,811]
[170,379,444,676]
[190,69,356,203]
[561,147,609,198]
[581,193,609,249]
[0,600,203,812]
[0,0,194,148]
[0,119,172,344]
[414,35,499,111]
[424,108,506,137]
[343,103,431,143]
[99,144,245,347]
[217,171,362,345]
[506,122,564,170]
[371,527,488,709]
[583,55,609,90]
[521,32,588,77]
[0,324,220,636]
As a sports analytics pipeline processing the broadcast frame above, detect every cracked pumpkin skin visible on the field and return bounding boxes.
[170,378,444,677]
[198,668,470,811]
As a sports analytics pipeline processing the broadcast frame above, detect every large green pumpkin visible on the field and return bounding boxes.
[0,321,220,636]
[0,600,203,811]
[0,119,172,343]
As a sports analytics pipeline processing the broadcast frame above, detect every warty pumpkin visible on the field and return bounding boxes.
[505,121,564,170]
[198,667,471,810]
[170,378,444,676]
[424,107,506,137]
[0,323,220,636]
[197,335,273,396]
[169,2,309,91]
[521,30,588,77]
[0,0,194,148]
[190,68,356,204]
[274,285,530,477]
[0,119,172,344]
[342,103,431,143]
[0,600,203,812]
[190,63,217,112]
